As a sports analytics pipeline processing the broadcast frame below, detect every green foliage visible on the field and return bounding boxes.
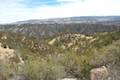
[22,55,65,80]
[0,31,120,80]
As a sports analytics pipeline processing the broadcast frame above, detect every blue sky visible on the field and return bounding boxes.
[0,0,120,24]
[23,0,60,7]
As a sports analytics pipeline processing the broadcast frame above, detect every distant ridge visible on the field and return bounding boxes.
[13,16,120,25]
[0,16,120,38]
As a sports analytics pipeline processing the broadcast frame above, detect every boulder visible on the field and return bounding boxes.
[90,66,108,80]
[0,43,24,64]
[0,44,15,62]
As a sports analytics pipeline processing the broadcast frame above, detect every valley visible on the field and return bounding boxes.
[0,16,120,80]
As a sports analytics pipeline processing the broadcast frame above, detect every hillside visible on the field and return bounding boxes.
[0,16,120,80]
[0,23,120,38]
[0,31,120,80]
[0,16,120,38]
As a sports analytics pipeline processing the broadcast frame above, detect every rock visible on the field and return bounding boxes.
[48,38,56,45]
[80,35,85,38]
[22,37,26,41]
[67,43,73,47]
[74,46,79,51]
[0,45,15,62]
[90,38,97,43]
[0,43,24,64]
[90,66,109,80]
[58,78,77,80]
[86,36,93,40]
[1,35,7,40]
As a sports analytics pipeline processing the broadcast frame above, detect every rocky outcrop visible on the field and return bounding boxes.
[0,43,15,62]
[0,43,24,64]
[90,66,108,80]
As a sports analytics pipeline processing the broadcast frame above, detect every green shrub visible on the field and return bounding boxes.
[23,55,65,80]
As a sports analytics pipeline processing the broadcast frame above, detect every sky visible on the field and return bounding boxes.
[0,0,120,24]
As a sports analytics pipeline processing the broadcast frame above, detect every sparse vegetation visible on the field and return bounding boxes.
[0,30,120,80]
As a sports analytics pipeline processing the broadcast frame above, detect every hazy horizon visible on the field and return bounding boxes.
[0,0,120,24]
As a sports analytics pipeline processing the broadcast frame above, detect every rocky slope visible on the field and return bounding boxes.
[0,16,120,38]
[0,31,120,80]
[0,23,120,38]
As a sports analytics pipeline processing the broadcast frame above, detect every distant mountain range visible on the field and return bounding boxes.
[13,16,120,25]
[0,16,120,38]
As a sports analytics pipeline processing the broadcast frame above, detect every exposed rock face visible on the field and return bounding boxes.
[0,44,15,62]
[90,66,108,80]
[0,43,24,64]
